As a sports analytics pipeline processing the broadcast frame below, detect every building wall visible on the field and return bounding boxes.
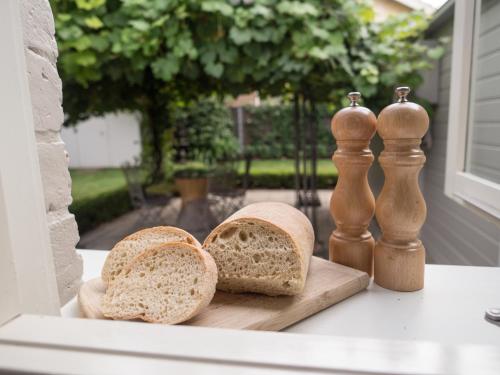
[466,0,500,184]
[20,0,82,304]
[373,0,412,21]
[62,113,142,168]
[421,16,500,266]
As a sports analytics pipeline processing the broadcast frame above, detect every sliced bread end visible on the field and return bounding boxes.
[102,226,201,284]
[101,242,217,324]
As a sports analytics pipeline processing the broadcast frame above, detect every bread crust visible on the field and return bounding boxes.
[113,226,202,247]
[102,226,201,284]
[203,202,314,295]
[102,242,217,324]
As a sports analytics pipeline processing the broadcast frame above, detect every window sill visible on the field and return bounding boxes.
[61,249,500,347]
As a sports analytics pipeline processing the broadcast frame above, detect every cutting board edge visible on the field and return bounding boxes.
[243,273,370,331]
[78,256,371,329]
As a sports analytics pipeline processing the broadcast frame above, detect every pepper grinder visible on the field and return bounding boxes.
[329,92,377,276]
[374,87,429,291]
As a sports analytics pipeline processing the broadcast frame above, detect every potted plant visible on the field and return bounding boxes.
[172,161,210,205]
[172,99,239,206]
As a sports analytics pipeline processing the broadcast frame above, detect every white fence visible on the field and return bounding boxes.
[61,112,141,168]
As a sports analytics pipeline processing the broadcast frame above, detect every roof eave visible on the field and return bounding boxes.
[426,0,455,36]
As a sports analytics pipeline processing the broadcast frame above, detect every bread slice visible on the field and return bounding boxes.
[102,226,201,284]
[203,202,314,296]
[101,242,217,324]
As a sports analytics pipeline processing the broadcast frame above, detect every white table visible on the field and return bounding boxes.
[63,249,500,347]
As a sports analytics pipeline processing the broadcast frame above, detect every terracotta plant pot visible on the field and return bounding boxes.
[175,177,208,206]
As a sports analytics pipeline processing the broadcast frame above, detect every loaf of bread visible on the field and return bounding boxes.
[203,202,314,296]
[102,226,201,284]
[101,242,217,324]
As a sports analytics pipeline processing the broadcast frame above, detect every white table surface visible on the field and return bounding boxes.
[62,249,500,347]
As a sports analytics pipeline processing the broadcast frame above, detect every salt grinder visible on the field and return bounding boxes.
[374,87,429,291]
[329,92,377,276]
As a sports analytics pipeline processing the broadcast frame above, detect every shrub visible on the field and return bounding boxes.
[243,104,335,160]
[240,173,337,189]
[173,100,240,164]
[69,188,131,234]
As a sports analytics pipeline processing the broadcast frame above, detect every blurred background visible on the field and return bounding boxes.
[52,0,490,263]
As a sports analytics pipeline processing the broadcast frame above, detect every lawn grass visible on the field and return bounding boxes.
[70,168,127,202]
[243,159,336,176]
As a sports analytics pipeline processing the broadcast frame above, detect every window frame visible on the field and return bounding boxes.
[1,0,499,373]
[445,0,500,219]
[0,0,60,326]
[0,314,499,375]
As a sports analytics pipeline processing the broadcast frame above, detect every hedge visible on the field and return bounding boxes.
[239,173,337,189]
[241,104,336,159]
[69,188,131,234]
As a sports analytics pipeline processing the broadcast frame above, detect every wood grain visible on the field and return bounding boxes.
[329,100,377,276]
[78,256,369,331]
[374,92,429,292]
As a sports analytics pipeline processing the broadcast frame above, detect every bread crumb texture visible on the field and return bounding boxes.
[204,220,304,296]
[102,226,201,284]
[102,242,216,324]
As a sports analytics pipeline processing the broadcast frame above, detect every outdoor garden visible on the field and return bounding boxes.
[50,0,445,241]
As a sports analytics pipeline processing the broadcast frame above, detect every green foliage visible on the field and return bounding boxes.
[172,161,211,178]
[51,0,440,119]
[70,188,131,234]
[242,173,336,189]
[352,11,445,111]
[172,99,240,176]
[244,104,334,159]
[51,0,442,180]
[69,168,131,233]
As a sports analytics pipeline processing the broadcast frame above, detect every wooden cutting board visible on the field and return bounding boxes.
[78,256,369,331]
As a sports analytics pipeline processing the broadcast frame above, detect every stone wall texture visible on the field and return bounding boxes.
[20,0,83,305]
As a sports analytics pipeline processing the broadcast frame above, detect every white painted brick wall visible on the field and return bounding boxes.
[26,49,64,132]
[20,0,82,305]
[38,141,73,211]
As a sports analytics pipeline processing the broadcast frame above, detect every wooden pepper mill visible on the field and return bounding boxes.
[374,87,429,291]
[329,92,377,276]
